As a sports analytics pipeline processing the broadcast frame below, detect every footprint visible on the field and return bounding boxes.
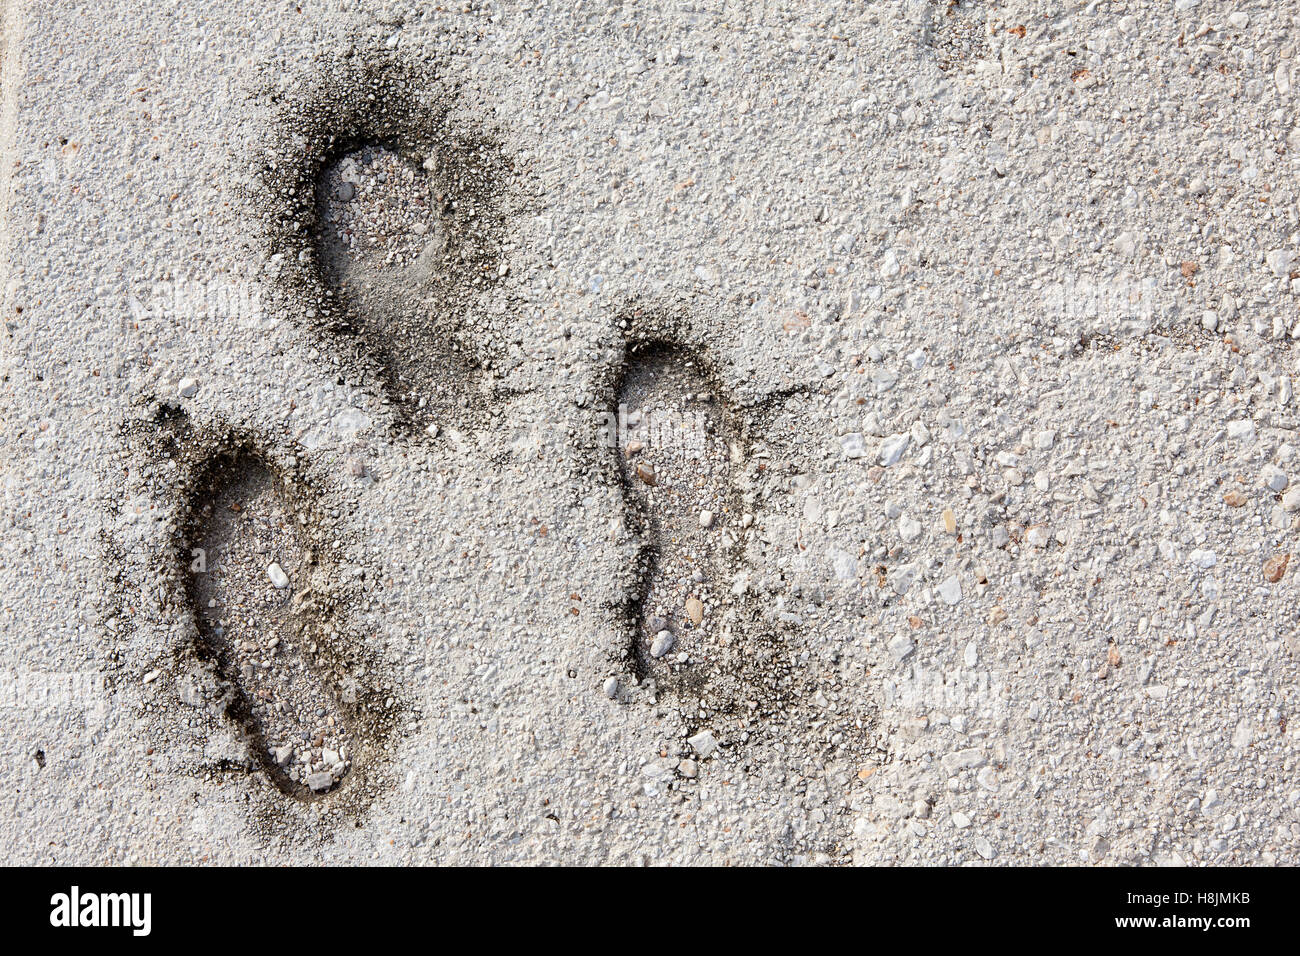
[312,142,486,431]
[251,52,517,438]
[615,340,744,692]
[609,325,875,770]
[184,446,354,798]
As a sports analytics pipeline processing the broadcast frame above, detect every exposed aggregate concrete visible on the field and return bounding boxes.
[3,0,1300,865]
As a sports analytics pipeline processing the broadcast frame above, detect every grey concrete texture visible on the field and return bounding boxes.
[3,0,1300,865]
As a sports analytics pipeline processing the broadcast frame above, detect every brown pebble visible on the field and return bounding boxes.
[636,462,656,486]
[1223,490,1247,507]
[1264,552,1290,583]
[684,597,704,626]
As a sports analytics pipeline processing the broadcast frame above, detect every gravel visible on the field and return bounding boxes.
[5,0,1300,867]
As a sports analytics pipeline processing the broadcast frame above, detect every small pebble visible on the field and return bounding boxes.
[941,508,957,534]
[687,729,718,758]
[1261,464,1288,492]
[684,597,704,626]
[649,630,675,658]
[879,433,910,467]
[937,575,963,605]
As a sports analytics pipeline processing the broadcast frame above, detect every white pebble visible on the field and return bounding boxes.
[839,432,867,459]
[888,634,915,661]
[1227,419,1256,441]
[879,432,910,466]
[687,729,719,758]
[937,575,963,605]
[1261,464,1288,492]
[1267,249,1294,278]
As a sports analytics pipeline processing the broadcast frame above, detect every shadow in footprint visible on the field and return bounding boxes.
[185,447,355,800]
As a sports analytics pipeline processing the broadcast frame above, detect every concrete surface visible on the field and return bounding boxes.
[3,0,1300,865]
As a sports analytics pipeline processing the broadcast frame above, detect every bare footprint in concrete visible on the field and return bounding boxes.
[185,449,354,798]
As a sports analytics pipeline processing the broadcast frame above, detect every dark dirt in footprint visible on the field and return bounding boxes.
[249,50,519,437]
[185,451,354,799]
